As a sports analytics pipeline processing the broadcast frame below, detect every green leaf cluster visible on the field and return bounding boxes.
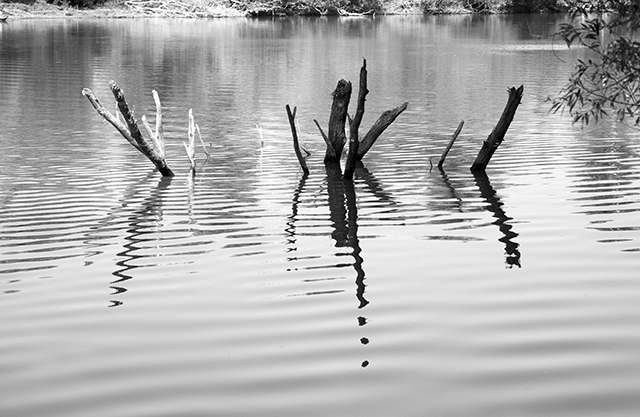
[551,0,640,126]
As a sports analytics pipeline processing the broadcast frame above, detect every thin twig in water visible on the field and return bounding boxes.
[256,124,264,147]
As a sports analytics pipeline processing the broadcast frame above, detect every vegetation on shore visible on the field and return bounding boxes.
[551,0,640,126]
[1,0,572,19]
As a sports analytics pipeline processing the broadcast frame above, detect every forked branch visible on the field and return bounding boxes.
[82,81,174,177]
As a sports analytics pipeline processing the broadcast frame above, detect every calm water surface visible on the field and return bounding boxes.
[2,14,640,417]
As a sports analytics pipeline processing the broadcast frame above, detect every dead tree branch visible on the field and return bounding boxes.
[286,104,310,175]
[356,101,408,161]
[470,85,524,172]
[344,58,369,181]
[82,81,174,177]
[438,120,464,170]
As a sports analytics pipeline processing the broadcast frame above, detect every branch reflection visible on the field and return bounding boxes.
[328,162,369,368]
[285,172,309,254]
[110,176,172,307]
[288,161,387,367]
[325,163,368,308]
[437,166,463,213]
[473,171,521,268]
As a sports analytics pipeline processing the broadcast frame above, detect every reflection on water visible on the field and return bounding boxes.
[2,14,640,417]
[110,176,173,307]
[473,171,521,267]
[288,162,372,366]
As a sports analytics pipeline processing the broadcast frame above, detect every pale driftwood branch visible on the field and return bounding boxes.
[115,102,125,129]
[83,84,174,177]
[141,93,165,158]
[256,124,264,147]
[183,108,196,170]
[82,88,140,150]
[124,0,232,18]
[152,90,164,158]
[438,120,464,169]
[471,85,524,172]
[108,80,174,177]
[111,81,145,145]
[344,58,368,181]
[141,115,157,149]
[286,104,309,175]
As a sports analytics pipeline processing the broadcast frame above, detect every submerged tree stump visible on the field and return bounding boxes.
[82,80,188,177]
[470,85,524,171]
[291,58,407,179]
[314,80,352,164]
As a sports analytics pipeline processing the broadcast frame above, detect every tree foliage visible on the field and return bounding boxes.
[46,0,108,8]
[551,0,640,125]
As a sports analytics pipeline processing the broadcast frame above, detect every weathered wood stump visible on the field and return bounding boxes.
[314,80,352,164]
[289,58,407,179]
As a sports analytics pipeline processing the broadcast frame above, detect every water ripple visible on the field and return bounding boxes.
[2,15,640,417]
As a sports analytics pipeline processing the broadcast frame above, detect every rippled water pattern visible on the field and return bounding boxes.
[2,15,640,417]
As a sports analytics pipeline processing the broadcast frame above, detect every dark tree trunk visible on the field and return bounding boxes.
[324,79,352,163]
[438,120,464,170]
[470,85,524,172]
[286,104,309,175]
[297,59,407,176]
[344,59,369,181]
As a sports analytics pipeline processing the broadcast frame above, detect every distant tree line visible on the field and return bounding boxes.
[240,0,572,16]
[2,0,573,13]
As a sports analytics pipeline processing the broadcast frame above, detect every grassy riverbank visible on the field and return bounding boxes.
[0,0,570,19]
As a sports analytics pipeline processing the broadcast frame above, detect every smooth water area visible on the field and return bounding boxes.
[2,14,640,417]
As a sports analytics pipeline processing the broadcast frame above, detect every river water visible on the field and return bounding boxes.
[2,14,640,417]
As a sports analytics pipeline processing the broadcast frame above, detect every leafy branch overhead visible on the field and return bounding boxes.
[551,0,640,126]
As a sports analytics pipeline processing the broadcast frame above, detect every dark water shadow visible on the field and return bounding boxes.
[109,176,173,307]
[287,162,389,367]
[436,166,464,213]
[327,163,370,367]
[325,163,368,309]
[285,172,309,251]
[472,171,521,268]
[428,167,521,267]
